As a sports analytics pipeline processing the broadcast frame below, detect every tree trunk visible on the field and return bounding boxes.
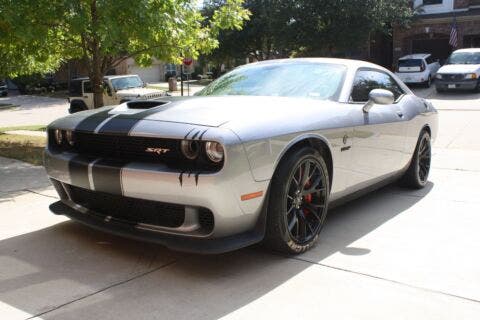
[90,0,104,109]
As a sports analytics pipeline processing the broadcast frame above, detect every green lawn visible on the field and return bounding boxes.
[0,125,46,133]
[0,131,46,166]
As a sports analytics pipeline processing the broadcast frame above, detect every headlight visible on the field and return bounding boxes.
[205,141,224,163]
[54,129,63,145]
[436,74,443,80]
[465,73,478,80]
[181,140,201,160]
[65,130,75,146]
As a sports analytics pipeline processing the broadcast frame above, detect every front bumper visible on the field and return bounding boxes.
[436,79,478,91]
[49,200,265,254]
[44,125,271,252]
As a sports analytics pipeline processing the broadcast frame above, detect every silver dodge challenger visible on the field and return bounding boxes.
[45,58,438,254]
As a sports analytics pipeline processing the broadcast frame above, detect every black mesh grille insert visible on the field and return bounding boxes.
[67,185,185,228]
[74,132,180,163]
[199,208,214,233]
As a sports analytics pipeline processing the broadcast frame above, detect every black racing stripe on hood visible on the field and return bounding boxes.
[91,159,127,195]
[69,155,96,190]
[74,109,112,132]
[97,106,170,136]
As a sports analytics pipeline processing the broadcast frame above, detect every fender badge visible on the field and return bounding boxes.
[145,147,170,155]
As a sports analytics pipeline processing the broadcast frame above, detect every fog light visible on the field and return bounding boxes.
[54,129,63,145]
[205,142,224,163]
[181,140,200,160]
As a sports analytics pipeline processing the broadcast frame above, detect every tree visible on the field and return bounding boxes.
[203,0,413,62]
[0,0,250,107]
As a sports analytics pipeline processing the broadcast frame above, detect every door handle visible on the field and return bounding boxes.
[396,111,404,118]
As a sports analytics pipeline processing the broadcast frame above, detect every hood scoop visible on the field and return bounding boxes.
[127,100,168,109]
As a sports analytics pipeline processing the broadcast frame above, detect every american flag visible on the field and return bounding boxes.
[449,17,458,48]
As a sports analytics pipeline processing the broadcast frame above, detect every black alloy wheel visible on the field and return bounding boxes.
[285,158,328,244]
[401,130,431,189]
[417,133,432,185]
[264,147,330,254]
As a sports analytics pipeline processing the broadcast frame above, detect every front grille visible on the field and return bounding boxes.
[68,185,185,228]
[73,132,181,163]
[442,74,465,81]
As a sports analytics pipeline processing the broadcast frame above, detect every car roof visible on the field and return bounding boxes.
[399,54,430,60]
[453,48,480,53]
[71,75,140,81]
[246,57,387,71]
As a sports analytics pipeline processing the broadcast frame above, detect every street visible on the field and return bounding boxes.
[0,87,479,319]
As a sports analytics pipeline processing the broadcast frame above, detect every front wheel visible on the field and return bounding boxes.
[401,130,432,189]
[264,147,330,254]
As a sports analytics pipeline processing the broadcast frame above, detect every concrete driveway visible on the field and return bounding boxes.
[0,95,69,127]
[1,90,480,319]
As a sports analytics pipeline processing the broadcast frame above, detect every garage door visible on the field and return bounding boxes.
[412,38,452,63]
[128,64,162,83]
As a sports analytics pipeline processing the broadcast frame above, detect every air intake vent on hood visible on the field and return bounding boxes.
[126,100,168,109]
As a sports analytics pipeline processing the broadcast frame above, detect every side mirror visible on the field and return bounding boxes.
[363,89,395,113]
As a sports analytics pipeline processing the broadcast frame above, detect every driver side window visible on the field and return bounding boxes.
[350,69,404,103]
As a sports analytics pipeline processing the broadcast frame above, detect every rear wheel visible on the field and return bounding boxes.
[264,147,330,254]
[425,75,432,88]
[401,130,431,189]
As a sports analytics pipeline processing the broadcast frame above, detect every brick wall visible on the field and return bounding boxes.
[454,0,470,9]
[393,17,480,62]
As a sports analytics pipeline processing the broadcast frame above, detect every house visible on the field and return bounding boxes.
[393,0,480,64]
[54,58,190,86]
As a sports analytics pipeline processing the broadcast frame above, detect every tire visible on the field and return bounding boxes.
[425,76,432,88]
[264,147,330,254]
[69,101,88,114]
[401,130,431,189]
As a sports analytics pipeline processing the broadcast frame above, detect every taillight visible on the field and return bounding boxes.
[420,62,426,72]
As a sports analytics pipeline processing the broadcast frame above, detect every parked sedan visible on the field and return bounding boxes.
[395,54,440,87]
[45,58,438,254]
[435,48,480,93]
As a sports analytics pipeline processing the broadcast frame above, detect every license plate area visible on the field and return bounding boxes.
[448,84,456,89]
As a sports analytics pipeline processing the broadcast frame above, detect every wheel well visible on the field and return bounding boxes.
[423,125,431,136]
[277,138,333,188]
[70,100,87,113]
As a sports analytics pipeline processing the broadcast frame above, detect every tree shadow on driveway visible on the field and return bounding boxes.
[0,183,433,319]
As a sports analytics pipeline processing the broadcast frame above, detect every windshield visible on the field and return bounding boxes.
[198,62,347,101]
[446,52,480,65]
[399,59,423,67]
[111,76,143,90]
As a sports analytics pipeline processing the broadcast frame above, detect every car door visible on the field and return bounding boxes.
[102,80,119,106]
[346,68,408,189]
[82,81,94,109]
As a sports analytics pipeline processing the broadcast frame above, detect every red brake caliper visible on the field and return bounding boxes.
[303,180,312,215]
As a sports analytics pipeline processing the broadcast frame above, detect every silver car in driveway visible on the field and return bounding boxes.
[45,58,438,254]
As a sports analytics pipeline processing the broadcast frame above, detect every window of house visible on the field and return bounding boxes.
[350,69,404,103]
[423,0,443,5]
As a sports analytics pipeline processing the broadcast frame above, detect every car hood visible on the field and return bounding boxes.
[50,96,343,140]
[116,87,165,97]
[438,64,480,74]
[105,96,339,128]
